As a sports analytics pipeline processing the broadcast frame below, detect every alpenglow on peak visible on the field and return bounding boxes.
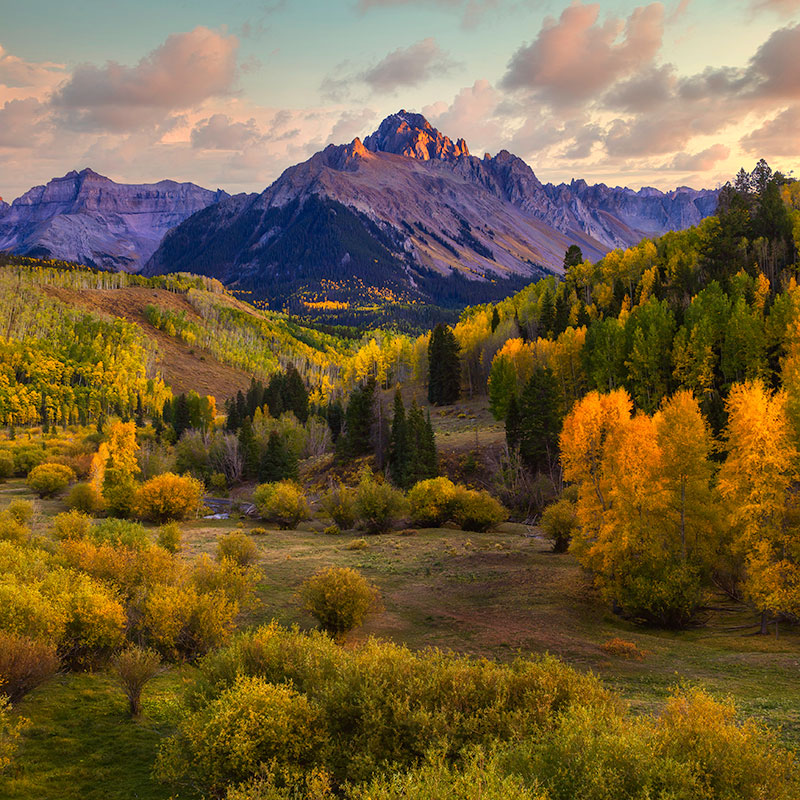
[363,110,469,162]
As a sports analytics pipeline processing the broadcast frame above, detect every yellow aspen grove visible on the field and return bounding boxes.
[559,388,632,564]
[91,420,141,488]
[653,390,717,563]
[717,380,800,633]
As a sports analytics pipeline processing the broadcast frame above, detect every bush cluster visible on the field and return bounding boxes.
[253,481,310,530]
[300,567,380,637]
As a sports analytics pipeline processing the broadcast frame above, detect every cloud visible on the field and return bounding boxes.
[603,64,675,112]
[51,27,238,132]
[191,114,261,149]
[501,2,664,105]
[668,144,731,171]
[741,105,800,155]
[0,98,48,147]
[423,79,503,151]
[362,38,454,93]
[0,45,66,90]
[749,0,800,18]
[748,22,800,97]
[326,108,377,144]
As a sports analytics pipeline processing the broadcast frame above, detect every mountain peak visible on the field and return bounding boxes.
[364,110,469,161]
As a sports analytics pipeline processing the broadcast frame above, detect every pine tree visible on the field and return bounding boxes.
[284,364,309,423]
[490,307,500,333]
[174,394,191,440]
[388,389,408,487]
[326,400,344,442]
[505,391,521,452]
[260,431,298,482]
[563,244,584,269]
[339,378,376,458]
[428,324,461,406]
[238,417,260,480]
[518,367,561,475]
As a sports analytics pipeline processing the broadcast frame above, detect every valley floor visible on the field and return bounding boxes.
[2,479,799,800]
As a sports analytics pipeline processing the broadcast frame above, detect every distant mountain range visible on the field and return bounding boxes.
[1,111,718,309]
[0,170,228,271]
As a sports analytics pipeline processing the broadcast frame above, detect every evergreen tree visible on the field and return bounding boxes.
[490,306,500,333]
[428,323,461,406]
[225,397,241,433]
[563,244,584,269]
[259,431,298,482]
[505,391,521,452]
[518,367,561,476]
[246,378,265,418]
[339,378,376,458]
[135,394,144,428]
[404,401,437,486]
[235,390,247,427]
[284,364,309,423]
[264,373,285,417]
[388,389,408,487]
[238,417,260,480]
[326,400,344,442]
[173,394,191,440]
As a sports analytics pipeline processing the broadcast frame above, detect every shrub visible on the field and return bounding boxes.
[354,472,406,534]
[540,498,578,553]
[453,488,506,532]
[208,472,228,496]
[600,638,648,660]
[91,518,150,549]
[52,510,93,541]
[6,500,33,526]
[408,477,458,527]
[250,527,267,536]
[0,632,60,703]
[113,645,161,717]
[323,525,341,536]
[300,567,380,638]
[155,676,325,795]
[191,554,260,610]
[216,532,258,567]
[26,463,75,497]
[66,482,106,515]
[103,478,138,519]
[351,750,546,800]
[142,584,238,660]
[135,473,205,523]
[346,538,368,550]
[0,451,14,481]
[157,522,182,553]
[253,481,310,530]
[0,511,28,545]
[321,483,356,529]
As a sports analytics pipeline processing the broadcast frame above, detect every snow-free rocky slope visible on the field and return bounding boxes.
[0,169,228,271]
[144,111,717,307]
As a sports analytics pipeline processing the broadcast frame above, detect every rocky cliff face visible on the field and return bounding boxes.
[0,169,228,271]
[145,111,717,308]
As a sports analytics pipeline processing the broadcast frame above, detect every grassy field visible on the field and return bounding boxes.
[2,481,800,799]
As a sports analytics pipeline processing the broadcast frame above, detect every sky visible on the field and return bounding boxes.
[1,0,799,201]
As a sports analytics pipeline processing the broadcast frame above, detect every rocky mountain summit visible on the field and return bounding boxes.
[144,111,717,308]
[0,169,228,271]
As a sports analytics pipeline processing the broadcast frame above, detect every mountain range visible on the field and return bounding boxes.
[1,111,718,309]
[0,170,228,271]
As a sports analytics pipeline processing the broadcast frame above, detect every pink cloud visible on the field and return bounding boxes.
[501,2,665,105]
[741,105,800,155]
[51,27,238,132]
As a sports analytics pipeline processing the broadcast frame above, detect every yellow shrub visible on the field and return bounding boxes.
[26,463,75,497]
[52,510,93,541]
[408,477,458,527]
[6,500,34,525]
[66,482,106,515]
[216,532,258,566]
[135,473,205,522]
[253,481,310,530]
[0,576,67,643]
[452,488,506,532]
[300,566,381,637]
[0,511,29,545]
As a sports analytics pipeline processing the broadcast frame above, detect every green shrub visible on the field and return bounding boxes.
[0,451,14,481]
[300,566,380,637]
[156,676,325,795]
[191,554,260,610]
[216,532,258,567]
[323,525,341,536]
[354,472,406,534]
[408,477,458,527]
[453,488,506,532]
[253,481,310,530]
[91,518,150,549]
[157,522,182,553]
[540,498,578,553]
[0,631,60,703]
[6,500,33,526]
[209,472,228,496]
[26,463,75,497]
[113,645,161,717]
[103,478,138,519]
[350,750,546,800]
[321,483,356,529]
[52,510,93,541]
[66,482,106,515]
